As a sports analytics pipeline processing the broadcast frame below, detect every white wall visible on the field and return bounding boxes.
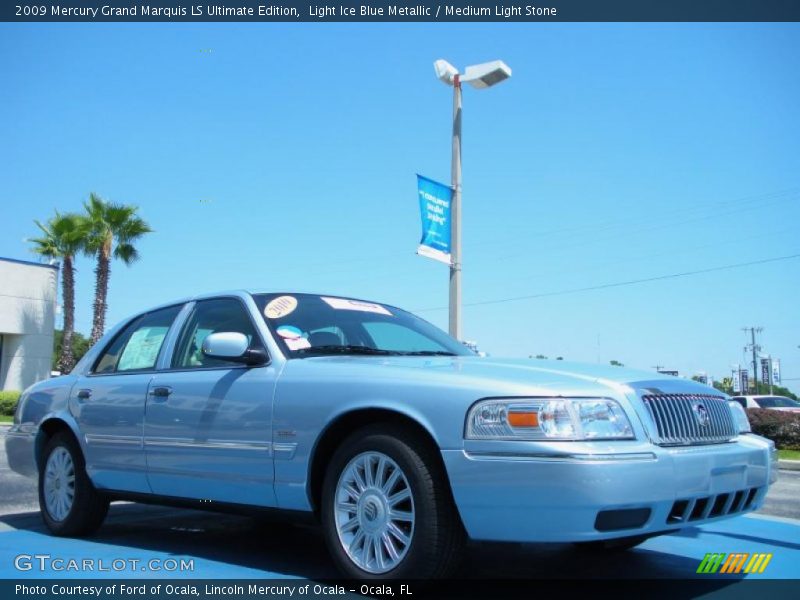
[0,258,58,391]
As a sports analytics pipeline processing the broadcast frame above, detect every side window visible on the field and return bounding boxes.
[362,322,441,352]
[172,298,261,369]
[92,305,181,374]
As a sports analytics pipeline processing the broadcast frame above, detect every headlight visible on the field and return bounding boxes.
[466,398,635,441]
[727,400,751,433]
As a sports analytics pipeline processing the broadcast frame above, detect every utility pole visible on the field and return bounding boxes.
[742,327,763,393]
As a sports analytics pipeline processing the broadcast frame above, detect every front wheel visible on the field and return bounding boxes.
[39,432,109,536]
[321,425,465,579]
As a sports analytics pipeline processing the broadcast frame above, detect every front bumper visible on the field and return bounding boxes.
[442,434,775,543]
[5,424,38,477]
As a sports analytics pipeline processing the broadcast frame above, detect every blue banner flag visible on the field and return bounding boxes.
[416,175,452,265]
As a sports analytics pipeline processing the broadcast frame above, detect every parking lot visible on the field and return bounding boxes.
[1,426,799,582]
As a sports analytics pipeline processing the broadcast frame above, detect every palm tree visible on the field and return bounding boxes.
[29,212,88,372]
[83,193,152,344]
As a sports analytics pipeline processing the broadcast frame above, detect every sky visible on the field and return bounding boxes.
[1,23,798,392]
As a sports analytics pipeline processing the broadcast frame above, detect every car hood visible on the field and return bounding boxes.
[297,355,714,397]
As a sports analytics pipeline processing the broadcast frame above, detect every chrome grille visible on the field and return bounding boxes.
[641,394,737,446]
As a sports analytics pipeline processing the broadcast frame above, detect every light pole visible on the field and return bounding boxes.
[434,59,512,340]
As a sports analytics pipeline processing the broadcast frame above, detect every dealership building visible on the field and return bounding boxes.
[0,257,58,392]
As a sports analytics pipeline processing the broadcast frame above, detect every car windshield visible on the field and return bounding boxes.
[755,396,800,408]
[252,293,473,358]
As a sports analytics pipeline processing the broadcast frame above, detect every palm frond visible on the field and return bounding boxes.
[114,243,140,264]
[80,193,152,258]
[29,212,89,258]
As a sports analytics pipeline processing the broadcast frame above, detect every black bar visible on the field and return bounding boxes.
[3,1,800,23]
[2,579,800,600]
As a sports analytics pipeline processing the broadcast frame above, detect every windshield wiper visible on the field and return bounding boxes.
[397,350,458,356]
[295,345,398,356]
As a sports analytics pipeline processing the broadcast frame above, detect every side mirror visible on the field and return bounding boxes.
[202,332,268,366]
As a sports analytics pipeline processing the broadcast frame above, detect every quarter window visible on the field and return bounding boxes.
[172,298,262,369]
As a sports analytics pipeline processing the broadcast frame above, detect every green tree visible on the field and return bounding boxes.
[610,360,624,367]
[752,382,798,401]
[713,378,734,395]
[83,194,152,344]
[52,329,92,371]
[29,212,87,372]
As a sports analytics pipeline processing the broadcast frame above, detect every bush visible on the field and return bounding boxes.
[0,390,21,417]
[747,408,800,451]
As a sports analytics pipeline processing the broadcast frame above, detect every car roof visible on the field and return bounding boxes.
[137,290,405,316]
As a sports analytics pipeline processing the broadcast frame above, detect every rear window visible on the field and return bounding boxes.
[755,396,800,408]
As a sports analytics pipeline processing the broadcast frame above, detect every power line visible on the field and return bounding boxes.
[414,251,800,312]
[485,189,800,263]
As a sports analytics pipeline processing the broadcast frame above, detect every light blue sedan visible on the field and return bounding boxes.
[5,291,777,578]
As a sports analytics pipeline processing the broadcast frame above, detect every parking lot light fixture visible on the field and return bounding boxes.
[433,59,512,340]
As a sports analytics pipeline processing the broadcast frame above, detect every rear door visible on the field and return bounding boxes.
[72,304,182,493]
[144,297,277,507]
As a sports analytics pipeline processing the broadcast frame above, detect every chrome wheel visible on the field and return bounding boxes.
[43,447,75,522]
[334,451,415,574]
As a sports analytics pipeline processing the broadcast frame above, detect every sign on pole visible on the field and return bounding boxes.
[740,369,749,393]
[761,358,771,387]
[732,367,741,393]
[416,175,452,265]
[773,359,781,385]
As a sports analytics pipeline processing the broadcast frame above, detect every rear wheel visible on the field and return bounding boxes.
[321,425,465,579]
[39,432,108,536]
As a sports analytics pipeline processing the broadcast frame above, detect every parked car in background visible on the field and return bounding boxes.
[5,291,778,579]
[732,395,800,413]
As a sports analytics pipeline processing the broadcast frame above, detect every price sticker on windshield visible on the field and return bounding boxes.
[322,297,392,316]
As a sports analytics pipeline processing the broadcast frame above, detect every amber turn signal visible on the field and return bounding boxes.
[507,411,539,428]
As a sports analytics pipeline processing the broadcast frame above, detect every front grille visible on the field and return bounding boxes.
[666,487,761,524]
[641,394,737,446]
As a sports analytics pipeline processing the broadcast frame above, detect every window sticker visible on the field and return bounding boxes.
[321,296,392,316]
[285,337,311,351]
[276,325,303,339]
[117,327,168,371]
[264,295,298,319]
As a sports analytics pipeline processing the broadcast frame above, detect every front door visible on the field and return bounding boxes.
[144,297,277,507]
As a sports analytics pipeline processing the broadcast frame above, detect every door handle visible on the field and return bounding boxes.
[149,386,173,399]
[77,389,92,400]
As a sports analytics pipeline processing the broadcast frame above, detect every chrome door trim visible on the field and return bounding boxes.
[84,434,144,448]
[143,437,273,452]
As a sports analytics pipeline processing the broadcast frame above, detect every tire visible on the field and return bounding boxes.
[573,534,650,553]
[321,424,465,579]
[38,431,109,536]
